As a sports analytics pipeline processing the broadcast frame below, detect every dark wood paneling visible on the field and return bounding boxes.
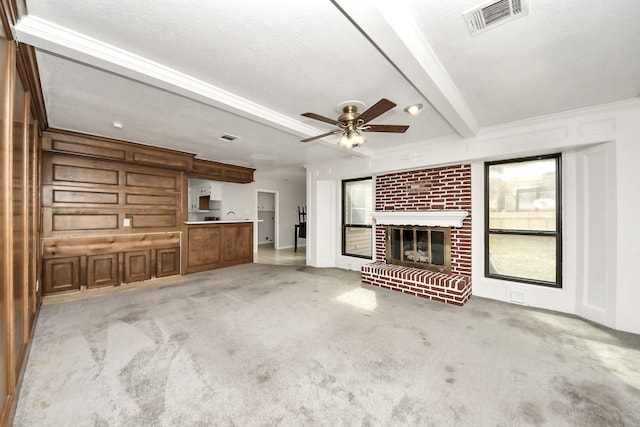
[123,250,152,283]
[42,130,193,170]
[12,69,29,383]
[156,247,180,277]
[51,212,119,231]
[1,16,44,427]
[125,171,178,190]
[41,232,180,258]
[52,163,119,186]
[87,253,118,288]
[131,150,190,170]
[52,189,119,205]
[130,213,176,229]
[42,152,183,236]
[222,223,253,262]
[223,167,254,183]
[192,158,254,183]
[50,139,126,161]
[126,193,177,207]
[0,37,14,427]
[43,257,80,293]
[186,223,253,273]
[28,120,39,332]
[187,225,221,271]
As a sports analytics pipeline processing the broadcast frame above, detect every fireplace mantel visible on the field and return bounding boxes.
[371,210,469,227]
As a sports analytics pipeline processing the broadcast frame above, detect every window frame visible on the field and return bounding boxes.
[484,154,562,288]
[342,176,373,259]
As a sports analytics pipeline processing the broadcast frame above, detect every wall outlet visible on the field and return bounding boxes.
[123,218,131,227]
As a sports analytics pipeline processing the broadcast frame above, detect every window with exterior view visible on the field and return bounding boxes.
[342,177,373,259]
[485,154,562,287]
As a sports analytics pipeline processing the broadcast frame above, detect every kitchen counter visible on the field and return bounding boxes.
[184,220,258,273]
[184,219,263,224]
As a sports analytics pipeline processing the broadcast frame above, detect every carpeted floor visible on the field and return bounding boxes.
[13,263,640,426]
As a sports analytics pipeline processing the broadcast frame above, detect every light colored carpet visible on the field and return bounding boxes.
[13,263,640,426]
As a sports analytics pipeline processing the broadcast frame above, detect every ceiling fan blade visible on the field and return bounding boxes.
[357,98,397,125]
[301,112,340,126]
[364,124,409,133]
[300,129,341,143]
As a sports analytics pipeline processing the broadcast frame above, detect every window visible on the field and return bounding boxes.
[342,177,373,258]
[485,154,561,287]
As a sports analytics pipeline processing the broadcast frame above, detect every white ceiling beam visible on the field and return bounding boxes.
[333,0,480,138]
[13,15,372,157]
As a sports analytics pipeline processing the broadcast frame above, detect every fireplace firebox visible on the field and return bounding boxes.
[386,226,451,273]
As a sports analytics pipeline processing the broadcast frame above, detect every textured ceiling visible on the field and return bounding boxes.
[13,0,640,178]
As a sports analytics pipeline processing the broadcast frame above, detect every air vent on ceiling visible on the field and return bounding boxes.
[219,133,239,142]
[463,0,529,36]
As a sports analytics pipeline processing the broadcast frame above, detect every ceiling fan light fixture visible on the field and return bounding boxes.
[338,132,353,149]
[349,129,366,147]
[300,98,407,145]
[338,125,366,149]
[404,103,423,115]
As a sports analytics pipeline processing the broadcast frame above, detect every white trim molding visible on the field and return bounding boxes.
[371,210,468,227]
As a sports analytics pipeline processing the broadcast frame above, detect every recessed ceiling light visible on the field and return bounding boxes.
[112,121,123,129]
[403,104,423,115]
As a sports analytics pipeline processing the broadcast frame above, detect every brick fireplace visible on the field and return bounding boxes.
[361,164,472,306]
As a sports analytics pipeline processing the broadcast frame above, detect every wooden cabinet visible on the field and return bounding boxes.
[123,250,152,283]
[87,253,118,288]
[43,257,80,294]
[42,130,193,170]
[156,247,180,278]
[191,158,254,183]
[38,130,254,295]
[41,233,181,294]
[187,225,221,272]
[186,222,253,273]
[222,223,253,262]
[42,130,255,183]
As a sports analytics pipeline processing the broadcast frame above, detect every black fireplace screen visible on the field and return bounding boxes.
[386,226,451,273]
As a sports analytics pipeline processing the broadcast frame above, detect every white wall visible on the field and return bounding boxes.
[305,98,640,334]
[220,175,306,250]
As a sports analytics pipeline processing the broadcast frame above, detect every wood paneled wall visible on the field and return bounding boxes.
[38,130,255,295]
[1,35,40,427]
[40,149,185,293]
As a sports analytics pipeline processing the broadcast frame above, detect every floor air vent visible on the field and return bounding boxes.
[464,0,529,36]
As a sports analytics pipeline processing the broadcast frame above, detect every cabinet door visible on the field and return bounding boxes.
[43,257,80,294]
[87,253,119,288]
[123,250,152,283]
[187,226,221,271]
[222,223,253,262]
[156,247,180,277]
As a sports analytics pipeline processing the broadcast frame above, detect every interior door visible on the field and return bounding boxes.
[575,142,617,327]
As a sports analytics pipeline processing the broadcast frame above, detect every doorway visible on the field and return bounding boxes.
[257,190,278,249]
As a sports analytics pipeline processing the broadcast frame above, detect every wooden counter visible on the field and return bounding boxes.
[185,221,253,273]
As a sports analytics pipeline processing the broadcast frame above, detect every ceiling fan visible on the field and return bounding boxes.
[300,98,409,149]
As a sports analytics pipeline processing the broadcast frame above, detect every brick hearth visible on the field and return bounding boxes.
[362,164,472,306]
[361,262,472,306]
